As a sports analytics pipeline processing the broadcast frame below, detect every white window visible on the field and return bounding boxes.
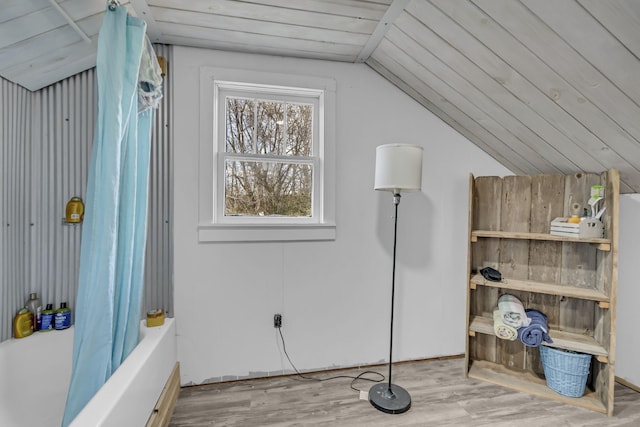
[198,67,336,242]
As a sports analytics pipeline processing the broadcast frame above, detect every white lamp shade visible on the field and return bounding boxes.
[374,144,423,193]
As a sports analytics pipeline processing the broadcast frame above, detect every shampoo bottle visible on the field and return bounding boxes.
[40,303,55,332]
[54,302,72,330]
[14,308,34,338]
[65,197,84,223]
[26,293,42,332]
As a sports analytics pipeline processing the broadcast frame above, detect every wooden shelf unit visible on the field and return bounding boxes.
[465,170,619,416]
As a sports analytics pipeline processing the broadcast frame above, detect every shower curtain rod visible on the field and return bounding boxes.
[108,0,121,11]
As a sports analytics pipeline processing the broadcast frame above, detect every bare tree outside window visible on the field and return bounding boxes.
[224,97,313,217]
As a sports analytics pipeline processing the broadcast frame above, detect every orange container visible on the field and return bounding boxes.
[65,197,84,223]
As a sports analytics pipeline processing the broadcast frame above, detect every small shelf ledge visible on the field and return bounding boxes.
[467,360,607,414]
[469,274,610,303]
[469,316,608,358]
[470,230,610,251]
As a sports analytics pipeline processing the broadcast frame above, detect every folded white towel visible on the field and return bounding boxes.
[497,294,531,328]
[493,310,518,341]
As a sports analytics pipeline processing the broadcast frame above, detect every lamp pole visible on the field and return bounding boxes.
[368,192,411,414]
[387,193,400,391]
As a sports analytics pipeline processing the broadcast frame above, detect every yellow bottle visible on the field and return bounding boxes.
[13,308,34,338]
[65,197,84,223]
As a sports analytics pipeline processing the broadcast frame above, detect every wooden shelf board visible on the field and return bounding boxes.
[467,360,607,414]
[469,316,608,357]
[469,274,610,302]
[471,230,610,251]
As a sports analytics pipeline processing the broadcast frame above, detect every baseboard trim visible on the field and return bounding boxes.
[616,376,640,393]
[183,354,466,389]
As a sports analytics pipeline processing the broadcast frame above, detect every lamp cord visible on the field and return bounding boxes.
[273,192,402,395]
[388,193,401,391]
[276,326,385,392]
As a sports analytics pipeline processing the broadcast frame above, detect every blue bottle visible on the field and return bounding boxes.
[54,302,72,330]
[40,303,55,331]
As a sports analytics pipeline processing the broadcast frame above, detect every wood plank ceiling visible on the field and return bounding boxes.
[2,0,640,193]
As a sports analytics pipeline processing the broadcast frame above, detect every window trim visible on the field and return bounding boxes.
[198,66,336,242]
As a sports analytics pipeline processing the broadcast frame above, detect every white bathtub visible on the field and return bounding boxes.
[0,318,176,426]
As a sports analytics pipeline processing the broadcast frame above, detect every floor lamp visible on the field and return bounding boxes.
[369,143,423,414]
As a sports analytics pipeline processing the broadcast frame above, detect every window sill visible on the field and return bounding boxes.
[198,223,336,243]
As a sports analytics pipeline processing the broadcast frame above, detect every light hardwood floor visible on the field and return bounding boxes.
[169,357,640,426]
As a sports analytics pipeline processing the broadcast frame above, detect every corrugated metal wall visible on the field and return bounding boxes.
[0,45,173,342]
[1,76,34,342]
[144,44,173,321]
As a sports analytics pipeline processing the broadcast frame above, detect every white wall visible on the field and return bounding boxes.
[616,194,640,388]
[172,46,511,385]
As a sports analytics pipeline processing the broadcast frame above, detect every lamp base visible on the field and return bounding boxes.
[368,383,411,414]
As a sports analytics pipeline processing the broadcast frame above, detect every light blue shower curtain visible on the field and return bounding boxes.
[62,5,159,426]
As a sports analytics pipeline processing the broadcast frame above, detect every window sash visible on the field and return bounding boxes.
[216,153,321,224]
[224,97,315,158]
[215,85,323,224]
[220,154,317,220]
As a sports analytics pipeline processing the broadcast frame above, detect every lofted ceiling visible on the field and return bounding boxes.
[2,0,640,193]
